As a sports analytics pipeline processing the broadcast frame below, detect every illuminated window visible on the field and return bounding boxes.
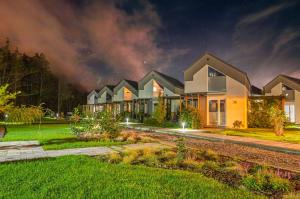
[208,67,225,77]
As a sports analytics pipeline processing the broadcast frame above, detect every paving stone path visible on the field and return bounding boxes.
[0,141,166,163]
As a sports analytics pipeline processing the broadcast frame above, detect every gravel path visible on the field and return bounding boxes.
[144,132,300,173]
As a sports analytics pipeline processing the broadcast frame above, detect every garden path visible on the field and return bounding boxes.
[0,141,166,163]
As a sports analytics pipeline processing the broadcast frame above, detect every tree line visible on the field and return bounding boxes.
[0,40,86,115]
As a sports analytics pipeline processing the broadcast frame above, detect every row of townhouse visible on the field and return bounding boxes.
[84,53,300,128]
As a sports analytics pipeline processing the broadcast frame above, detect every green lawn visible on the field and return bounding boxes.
[1,124,127,150]
[0,156,263,199]
[216,127,300,144]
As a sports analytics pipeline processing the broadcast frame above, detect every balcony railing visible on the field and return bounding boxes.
[208,76,226,92]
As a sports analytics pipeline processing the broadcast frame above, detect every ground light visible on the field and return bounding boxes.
[182,122,185,131]
[126,118,129,125]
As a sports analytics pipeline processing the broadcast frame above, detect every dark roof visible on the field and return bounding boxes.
[251,85,263,95]
[153,70,184,88]
[124,79,138,90]
[113,79,139,96]
[106,85,115,91]
[281,74,300,85]
[264,74,300,93]
[88,89,100,93]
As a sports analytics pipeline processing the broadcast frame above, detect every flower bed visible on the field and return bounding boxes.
[98,138,300,198]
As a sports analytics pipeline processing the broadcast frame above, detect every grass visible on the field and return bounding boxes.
[216,126,300,144]
[1,124,127,150]
[0,156,263,199]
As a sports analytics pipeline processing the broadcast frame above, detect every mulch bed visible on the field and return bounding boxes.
[142,132,300,173]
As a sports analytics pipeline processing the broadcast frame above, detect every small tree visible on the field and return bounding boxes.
[268,105,286,136]
[0,84,18,115]
[7,105,44,124]
[152,96,167,126]
[95,110,121,138]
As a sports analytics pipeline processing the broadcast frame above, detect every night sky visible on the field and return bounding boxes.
[0,0,299,90]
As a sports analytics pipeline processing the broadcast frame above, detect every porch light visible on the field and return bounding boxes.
[182,122,186,131]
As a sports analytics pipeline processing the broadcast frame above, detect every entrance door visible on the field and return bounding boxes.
[209,99,226,126]
[209,100,218,126]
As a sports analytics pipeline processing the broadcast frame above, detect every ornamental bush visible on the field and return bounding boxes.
[242,169,292,197]
[71,110,121,139]
[179,107,202,129]
[7,105,43,124]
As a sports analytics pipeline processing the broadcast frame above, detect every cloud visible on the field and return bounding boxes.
[0,0,184,91]
[273,28,300,54]
[237,1,296,26]
[230,1,300,87]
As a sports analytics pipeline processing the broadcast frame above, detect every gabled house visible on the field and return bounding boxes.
[113,79,138,115]
[97,85,115,111]
[264,75,300,124]
[183,53,250,128]
[83,89,100,115]
[87,90,99,105]
[138,70,184,119]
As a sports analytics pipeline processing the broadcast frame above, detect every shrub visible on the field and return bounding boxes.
[201,161,242,187]
[126,132,141,143]
[219,167,243,187]
[268,105,286,136]
[199,149,219,161]
[182,158,202,170]
[152,96,167,126]
[138,148,160,166]
[72,110,121,139]
[7,105,44,124]
[163,121,179,128]
[122,149,141,164]
[159,150,177,162]
[179,107,202,129]
[176,138,187,162]
[200,161,221,177]
[233,120,243,128]
[108,153,122,164]
[248,98,285,131]
[144,117,159,126]
[94,110,121,138]
[242,170,292,197]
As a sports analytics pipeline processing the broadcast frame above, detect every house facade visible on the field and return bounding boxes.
[138,70,184,120]
[112,79,139,116]
[182,53,250,128]
[264,75,300,124]
[84,52,299,128]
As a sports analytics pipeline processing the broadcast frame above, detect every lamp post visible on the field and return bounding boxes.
[182,122,185,131]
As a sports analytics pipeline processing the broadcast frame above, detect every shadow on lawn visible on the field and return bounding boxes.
[40,138,86,146]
